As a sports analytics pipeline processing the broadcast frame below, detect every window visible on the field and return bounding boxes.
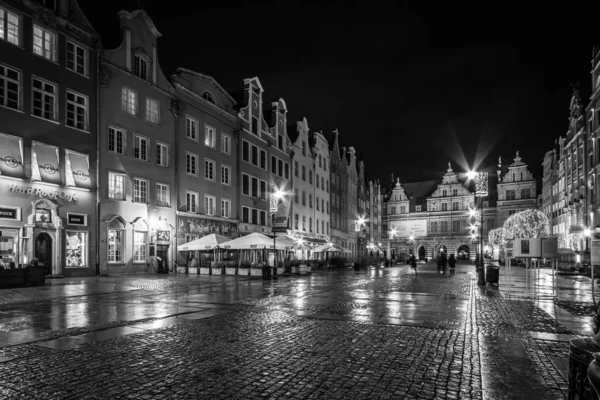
[186,191,198,213]
[294,214,299,229]
[66,90,87,130]
[316,196,320,211]
[133,178,148,203]
[309,217,313,232]
[319,155,322,168]
[242,173,250,196]
[401,205,406,213]
[324,160,327,172]
[316,174,319,188]
[302,191,306,206]
[309,194,313,208]
[326,180,329,192]
[440,221,448,232]
[186,152,197,176]
[260,180,267,200]
[107,230,124,263]
[204,159,215,180]
[452,189,458,196]
[278,134,283,150]
[521,188,531,199]
[32,77,56,120]
[0,64,19,110]
[278,159,283,177]
[145,97,159,124]
[302,215,306,230]
[134,135,148,161]
[302,166,306,181]
[452,220,460,232]
[121,87,137,116]
[295,161,299,177]
[133,231,147,262]
[271,155,276,173]
[108,172,125,200]
[452,202,459,210]
[285,163,290,179]
[108,126,125,154]
[156,183,170,207]
[66,41,87,76]
[260,211,267,226]
[316,219,319,233]
[242,140,250,162]
[202,91,215,104]
[260,149,267,169]
[326,201,329,214]
[156,142,168,167]
[294,188,299,204]
[65,231,87,267]
[506,190,516,200]
[204,195,215,215]
[442,203,448,211]
[309,170,313,184]
[221,165,231,185]
[0,8,20,45]
[251,117,258,134]
[205,125,215,148]
[33,24,56,61]
[133,54,149,80]
[302,141,306,156]
[221,198,231,218]
[186,116,197,140]
[221,133,231,154]
[442,190,447,197]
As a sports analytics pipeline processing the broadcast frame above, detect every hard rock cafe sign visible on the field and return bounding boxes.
[8,183,78,202]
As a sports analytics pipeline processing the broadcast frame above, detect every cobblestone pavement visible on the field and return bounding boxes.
[0,262,591,399]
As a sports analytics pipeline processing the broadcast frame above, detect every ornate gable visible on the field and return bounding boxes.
[430,162,472,198]
[390,178,409,201]
[502,151,534,182]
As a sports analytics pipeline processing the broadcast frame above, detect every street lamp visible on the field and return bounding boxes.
[467,169,488,285]
[357,216,367,261]
[270,187,287,280]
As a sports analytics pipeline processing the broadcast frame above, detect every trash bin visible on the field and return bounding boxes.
[486,265,499,285]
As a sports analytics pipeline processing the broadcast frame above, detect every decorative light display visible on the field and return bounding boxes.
[502,209,550,239]
[488,228,504,247]
[475,172,489,197]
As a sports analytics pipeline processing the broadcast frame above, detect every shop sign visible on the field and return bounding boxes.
[67,213,87,226]
[8,183,78,202]
[0,206,19,220]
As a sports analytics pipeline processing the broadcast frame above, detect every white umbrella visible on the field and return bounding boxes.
[177,233,230,251]
[220,232,275,250]
[313,243,351,253]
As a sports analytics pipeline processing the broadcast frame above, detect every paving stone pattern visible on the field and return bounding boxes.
[0,264,581,399]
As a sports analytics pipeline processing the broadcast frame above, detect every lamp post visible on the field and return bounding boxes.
[270,188,286,280]
[467,170,488,286]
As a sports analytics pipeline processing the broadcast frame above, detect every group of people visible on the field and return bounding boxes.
[406,251,457,275]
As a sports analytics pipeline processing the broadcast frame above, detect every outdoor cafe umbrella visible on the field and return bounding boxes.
[219,232,275,250]
[313,243,351,253]
[176,233,230,251]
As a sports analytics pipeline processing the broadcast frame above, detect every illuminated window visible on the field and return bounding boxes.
[66,90,88,131]
[221,198,231,218]
[33,24,56,61]
[108,126,125,154]
[156,183,170,207]
[0,64,19,110]
[133,54,148,80]
[107,230,124,263]
[134,135,148,161]
[186,191,198,213]
[65,231,87,267]
[186,116,197,140]
[32,77,56,120]
[108,172,125,200]
[145,97,159,124]
[121,87,137,116]
[133,231,147,262]
[133,178,148,203]
[204,195,215,216]
[0,8,20,45]
[221,133,231,154]
[205,125,215,147]
[156,142,168,167]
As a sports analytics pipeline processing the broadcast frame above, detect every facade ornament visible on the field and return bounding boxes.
[34,6,58,28]
[447,161,452,172]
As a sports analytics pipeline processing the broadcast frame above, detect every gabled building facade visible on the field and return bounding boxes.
[0,0,99,276]
[310,130,330,242]
[170,68,240,266]
[496,152,537,229]
[328,130,347,250]
[234,77,271,236]
[345,147,359,259]
[98,9,177,275]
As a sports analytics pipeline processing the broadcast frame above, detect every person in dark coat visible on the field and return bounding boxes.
[448,254,456,275]
[442,252,448,274]
[409,254,418,275]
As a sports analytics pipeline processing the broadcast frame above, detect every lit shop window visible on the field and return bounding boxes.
[65,231,87,267]
[133,231,147,262]
[108,230,124,263]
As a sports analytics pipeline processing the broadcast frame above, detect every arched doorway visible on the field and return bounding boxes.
[418,246,426,260]
[457,245,470,260]
[35,233,52,275]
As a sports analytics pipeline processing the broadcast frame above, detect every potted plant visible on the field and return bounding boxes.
[290,260,300,274]
[299,260,308,275]
[277,261,284,276]
[225,263,237,275]
[199,261,211,275]
[250,262,263,277]
[238,262,251,276]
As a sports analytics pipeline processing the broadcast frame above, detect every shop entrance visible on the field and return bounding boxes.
[156,244,169,273]
[35,232,52,275]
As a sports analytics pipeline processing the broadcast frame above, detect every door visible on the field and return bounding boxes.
[35,233,52,275]
[156,244,169,273]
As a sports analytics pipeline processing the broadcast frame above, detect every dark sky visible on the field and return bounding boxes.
[81,1,596,187]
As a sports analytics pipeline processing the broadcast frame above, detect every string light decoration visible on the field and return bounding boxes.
[502,209,550,239]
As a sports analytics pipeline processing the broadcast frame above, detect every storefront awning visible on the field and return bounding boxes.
[32,142,61,185]
[302,237,329,245]
[0,133,25,179]
[65,150,91,189]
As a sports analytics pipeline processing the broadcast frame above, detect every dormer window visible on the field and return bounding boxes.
[133,54,149,81]
[202,91,215,104]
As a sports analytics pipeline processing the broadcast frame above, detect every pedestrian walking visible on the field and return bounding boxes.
[436,251,442,274]
[409,254,418,275]
[448,254,456,275]
[442,252,447,275]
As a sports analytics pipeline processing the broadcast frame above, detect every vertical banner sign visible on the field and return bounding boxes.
[591,240,600,265]
[355,220,361,232]
[476,172,489,197]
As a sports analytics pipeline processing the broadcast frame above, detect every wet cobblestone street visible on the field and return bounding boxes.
[0,262,594,399]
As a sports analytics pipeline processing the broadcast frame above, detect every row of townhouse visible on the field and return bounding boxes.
[381,155,538,262]
[541,46,600,263]
[0,0,382,277]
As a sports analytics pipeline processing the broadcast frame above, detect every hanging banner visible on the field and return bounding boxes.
[390,220,427,238]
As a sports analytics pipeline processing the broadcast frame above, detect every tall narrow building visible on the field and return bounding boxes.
[0,0,99,276]
[98,9,177,275]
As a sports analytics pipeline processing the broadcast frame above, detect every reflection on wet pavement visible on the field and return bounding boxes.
[0,262,593,398]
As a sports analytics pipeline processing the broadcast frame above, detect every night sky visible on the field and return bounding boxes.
[81,1,596,187]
